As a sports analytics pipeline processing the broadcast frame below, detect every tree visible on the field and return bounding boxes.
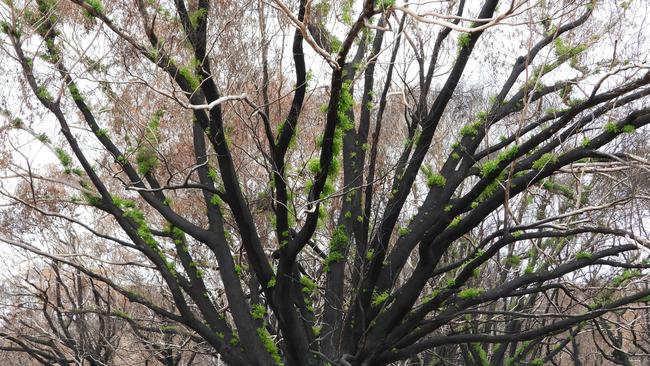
[0,0,649,365]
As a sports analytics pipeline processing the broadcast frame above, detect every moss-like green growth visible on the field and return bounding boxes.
[229,334,239,346]
[123,208,159,251]
[476,170,507,203]
[505,255,521,266]
[307,158,321,175]
[371,291,390,307]
[251,304,266,320]
[136,110,163,176]
[35,0,57,16]
[506,341,533,366]
[448,216,462,228]
[136,150,157,175]
[398,227,410,237]
[178,66,201,90]
[116,155,128,165]
[603,121,620,134]
[210,194,222,207]
[83,192,103,207]
[112,196,136,209]
[0,21,10,35]
[427,172,446,188]
[621,124,635,134]
[324,225,348,271]
[111,309,131,320]
[421,165,446,188]
[12,117,24,127]
[324,81,354,160]
[543,180,574,199]
[458,287,484,299]
[422,289,441,304]
[479,145,519,178]
[54,147,73,167]
[498,144,519,162]
[188,8,207,30]
[480,159,500,178]
[531,358,544,366]
[327,157,341,177]
[234,264,244,277]
[532,152,558,170]
[341,1,354,25]
[553,37,587,59]
[406,128,420,147]
[581,137,591,148]
[95,128,108,138]
[69,84,84,102]
[575,251,592,260]
[169,226,184,245]
[36,86,53,102]
[312,325,322,337]
[458,33,471,48]
[524,262,535,274]
[472,267,481,277]
[207,169,218,182]
[257,327,283,366]
[337,81,354,128]
[36,133,51,143]
[267,276,276,288]
[300,275,317,294]
[612,269,641,287]
[470,343,489,366]
[568,98,584,107]
[85,0,104,14]
[460,122,480,137]
[377,0,395,11]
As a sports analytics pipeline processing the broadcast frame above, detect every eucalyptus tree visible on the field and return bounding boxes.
[1,0,649,365]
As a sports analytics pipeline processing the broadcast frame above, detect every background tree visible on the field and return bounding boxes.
[0,0,649,365]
